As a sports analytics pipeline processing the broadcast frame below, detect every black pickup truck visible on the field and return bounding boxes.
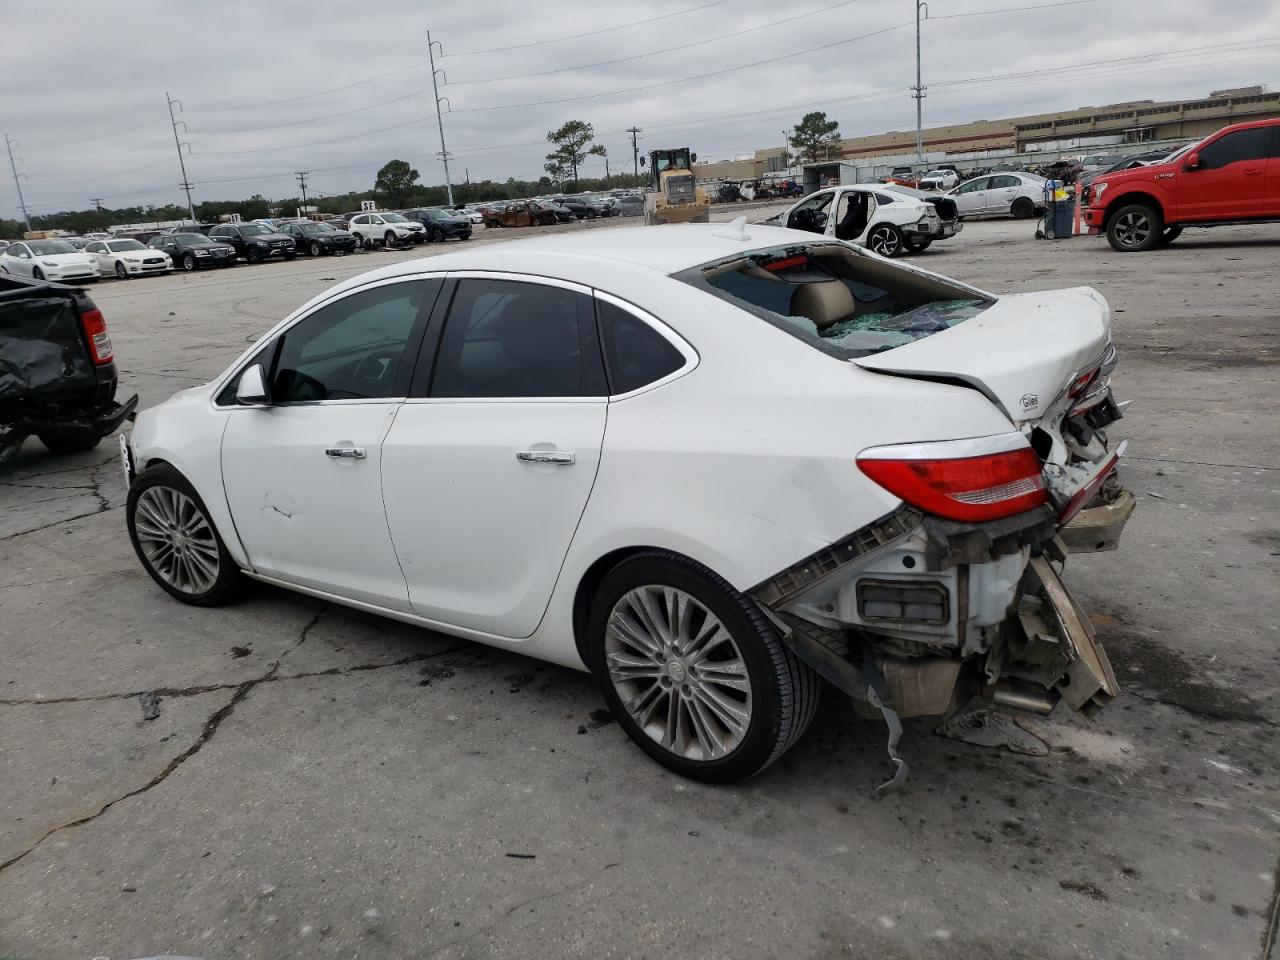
[0,273,136,457]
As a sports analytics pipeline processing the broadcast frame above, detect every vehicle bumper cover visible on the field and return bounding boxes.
[6,392,138,444]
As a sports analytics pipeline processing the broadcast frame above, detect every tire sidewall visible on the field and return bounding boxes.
[115,261,128,279]
[183,253,196,271]
[587,554,789,783]
[126,463,241,606]
[868,224,904,258]
[1011,197,1034,219]
[311,241,322,256]
[1106,203,1163,252]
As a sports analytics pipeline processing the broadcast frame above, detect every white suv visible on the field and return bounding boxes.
[346,213,426,249]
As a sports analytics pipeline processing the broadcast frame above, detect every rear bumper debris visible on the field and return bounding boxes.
[1060,488,1136,553]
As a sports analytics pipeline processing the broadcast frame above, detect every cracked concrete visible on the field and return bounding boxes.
[1,219,1277,959]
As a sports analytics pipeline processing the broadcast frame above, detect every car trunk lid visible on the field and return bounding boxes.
[852,286,1111,423]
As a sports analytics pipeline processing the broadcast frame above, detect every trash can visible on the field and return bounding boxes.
[1044,199,1075,239]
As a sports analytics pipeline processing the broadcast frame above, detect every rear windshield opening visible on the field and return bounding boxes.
[676,243,992,359]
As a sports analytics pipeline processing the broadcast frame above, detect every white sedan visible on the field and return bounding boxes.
[0,239,97,283]
[948,172,1047,219]
[758,184,960,256]
[86,238,172,279]
[123,224,1130,782]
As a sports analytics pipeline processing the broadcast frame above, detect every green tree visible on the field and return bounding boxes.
[374,159,420,208]
[545,120,600,189]
[789,111,842,164]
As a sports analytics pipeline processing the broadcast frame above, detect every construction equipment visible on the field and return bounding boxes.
[642,147,711,225]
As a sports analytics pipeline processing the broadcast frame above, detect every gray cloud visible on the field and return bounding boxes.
[5,0,1277,214]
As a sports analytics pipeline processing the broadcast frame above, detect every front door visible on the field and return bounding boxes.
[381,275,608,638]
[786,191,834,234]
[221,277,440,609]
[1172,125,1271,221]
[951,177,990,216]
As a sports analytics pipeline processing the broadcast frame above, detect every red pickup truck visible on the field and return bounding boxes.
[1085,117,1280,251]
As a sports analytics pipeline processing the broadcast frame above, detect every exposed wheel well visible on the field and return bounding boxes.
[1103,192,1165,229]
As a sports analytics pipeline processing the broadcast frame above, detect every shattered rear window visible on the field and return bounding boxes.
[675,243,992,360]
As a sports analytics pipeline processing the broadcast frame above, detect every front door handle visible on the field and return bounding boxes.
[516,450,574,465]
[325,446,367,459]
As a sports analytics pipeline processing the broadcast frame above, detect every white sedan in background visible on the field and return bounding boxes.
[948,172,1047,219]
[123,224,1129,784]
[86,238,172,279]
[758,184,960,255]
[0,239,97,283]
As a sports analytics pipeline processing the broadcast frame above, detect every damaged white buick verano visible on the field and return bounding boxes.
[123,221,1133,784]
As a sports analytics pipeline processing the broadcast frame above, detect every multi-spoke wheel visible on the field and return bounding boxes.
[867,224,904,258]
[127,463,243,606]
[588,552,819,782]
[1106,203,1162,252]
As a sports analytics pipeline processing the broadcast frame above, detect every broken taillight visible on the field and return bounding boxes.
[857,435,1048,523]
[80,308,113,365]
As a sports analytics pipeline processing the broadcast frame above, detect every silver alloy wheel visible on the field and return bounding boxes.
[605,585,753,761]
[868,226,900,256]
[133,485,220,595]
[1114,211,1152,248]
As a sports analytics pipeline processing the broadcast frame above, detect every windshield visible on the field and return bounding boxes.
[28,240,77,255]
[175,233,210,243]
[677,243,991,360]
[107,240,146,252]
[382,213,408,223]
[239,224,271,236]
[301,223,334,234]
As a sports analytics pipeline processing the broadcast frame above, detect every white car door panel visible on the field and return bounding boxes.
[220,277,439,609]
[381,275,609,638]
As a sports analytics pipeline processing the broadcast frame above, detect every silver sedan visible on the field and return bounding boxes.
[948,172,1047,219]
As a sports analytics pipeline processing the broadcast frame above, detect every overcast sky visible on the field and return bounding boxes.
[4,0,1277,215]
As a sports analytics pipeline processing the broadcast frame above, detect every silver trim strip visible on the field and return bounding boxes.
[857,432,1031,461]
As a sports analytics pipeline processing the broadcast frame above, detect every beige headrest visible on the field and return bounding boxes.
[789,280,855,330]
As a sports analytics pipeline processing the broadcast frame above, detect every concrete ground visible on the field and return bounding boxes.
[1,214,1278,960]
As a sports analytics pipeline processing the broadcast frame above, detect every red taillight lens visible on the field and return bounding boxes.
[1067,371,1095,398]
[858,440,1048,523]
[80,308,113,364]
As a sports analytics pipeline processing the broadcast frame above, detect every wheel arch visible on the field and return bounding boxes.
[1102,191,1166,229]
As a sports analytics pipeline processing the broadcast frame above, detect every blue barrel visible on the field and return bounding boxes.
[1045,199,1074,239]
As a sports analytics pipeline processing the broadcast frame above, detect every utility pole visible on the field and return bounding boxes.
[782,130,790,171]
[4,133,32,232]
[90,197,104,213]
[295,171,310,212]
[913,1,928,164]
[627,127,642,177]
[427,30,454,207]
[165,93,196,222]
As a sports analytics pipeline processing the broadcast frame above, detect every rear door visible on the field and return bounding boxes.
[1173,125,1271,221]
[989,175,1021,215]
[1265,124,1280,217]
[380,274,608,637]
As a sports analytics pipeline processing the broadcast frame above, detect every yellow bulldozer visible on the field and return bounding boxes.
[642,147,711,225]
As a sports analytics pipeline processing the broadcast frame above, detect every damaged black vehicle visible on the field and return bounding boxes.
[0,273,136,458]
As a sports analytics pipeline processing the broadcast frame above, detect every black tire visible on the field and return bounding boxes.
[586,551,819,783]
[32,267,44,281]
[38,433,102,454]
[182,253,196,271]
[115,261,129,280]
[126,463,244,607]
[284,252,296,261]
[905,236,933,253]
[310,241,322,257]
[1011,196,1036,219]
[384,230,397,248]
[866,223,905,258]
[1157,226,1182,246]
[247,246,263,264]
[1106,203,1163,252]
[352,232,366,250]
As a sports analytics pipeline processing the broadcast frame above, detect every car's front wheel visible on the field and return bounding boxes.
[384,230,397,248]
[32,267,44,281]
[588,552,819,783]
[1107,203,1163,252]
[127,463,244,606]
[182,253,196,271]
[310,241,322,256]
[867,223,905,257]
[115,261,129,279]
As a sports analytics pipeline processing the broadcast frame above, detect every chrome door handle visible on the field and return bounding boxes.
[516,450,574,465]
[325,446,367,459]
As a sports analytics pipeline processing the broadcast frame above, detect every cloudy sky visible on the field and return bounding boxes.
[4,0,1277,215]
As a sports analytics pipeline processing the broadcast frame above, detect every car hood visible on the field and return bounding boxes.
[246,232,293,242]
[854,286,1111,423]
[183,241,234,250]
[33,253,92,264]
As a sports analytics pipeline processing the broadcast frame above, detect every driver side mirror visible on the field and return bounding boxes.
[1184,152,1201,171]
[235,364,269,405]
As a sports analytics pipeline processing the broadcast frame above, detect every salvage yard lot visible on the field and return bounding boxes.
[2,219,1278,959]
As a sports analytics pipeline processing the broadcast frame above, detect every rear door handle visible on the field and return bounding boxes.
[325,446,367,459]
[516,450,574,465]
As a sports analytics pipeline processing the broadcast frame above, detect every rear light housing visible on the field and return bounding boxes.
[80,307,114,365]
[857,434,1048,523]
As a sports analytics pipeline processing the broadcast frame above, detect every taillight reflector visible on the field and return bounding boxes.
[858,437,1048,523]
[80,308,113,364]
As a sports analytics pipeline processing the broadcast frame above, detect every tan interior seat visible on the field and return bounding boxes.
[789,280,856,330]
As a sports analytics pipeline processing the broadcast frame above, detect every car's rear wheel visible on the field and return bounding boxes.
[127,464,244,606]
[352,232,365,250]
[587,552,819,783]
[1157,226,1183,246]
[1011,196,1036,219]
[38,433,101,454]
[115,261,129,279]
[1107,203,1162,252]
[310,241,322,256]
[867,223,905,257]
[905,236,933,253]
[182,253,196,271]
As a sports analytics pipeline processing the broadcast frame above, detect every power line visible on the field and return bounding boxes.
[24,118,169,152]
[184,61,433,113]
[443,0,732,56]
[189,90,427,136]
[191,116,431,156]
